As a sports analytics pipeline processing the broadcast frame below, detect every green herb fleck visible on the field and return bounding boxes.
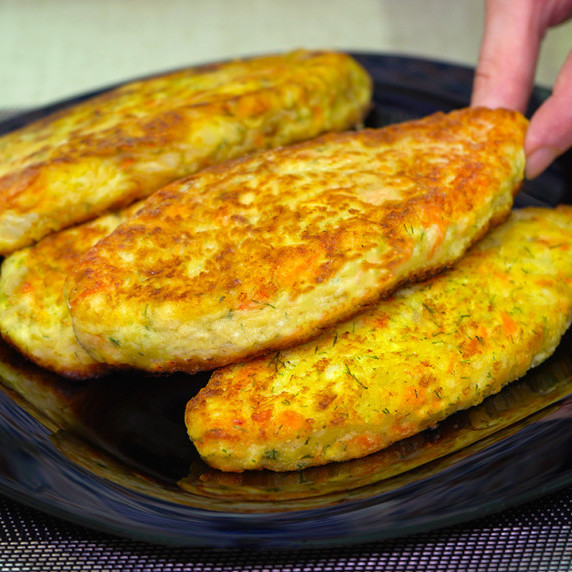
[269,352,286,372]
[422,302,435,314]
[252,299,276,309]
[345,363,368,389]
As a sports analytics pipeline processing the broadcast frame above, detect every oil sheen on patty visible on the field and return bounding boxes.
[186,206,572,472]
[66,107,527,374]
[0,50,372,254]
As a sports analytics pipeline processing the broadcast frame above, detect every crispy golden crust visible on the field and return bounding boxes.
[186,206,572,472]
[0,50,372,254]
[66,107,526,374]
[0,202,142,378]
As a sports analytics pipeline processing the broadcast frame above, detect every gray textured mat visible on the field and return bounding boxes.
[2,490,572,571]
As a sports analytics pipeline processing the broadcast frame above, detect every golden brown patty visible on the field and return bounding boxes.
[0,50,371,254]
[186,206,572,472]
[0,202,143,379]
[66,107,526,374]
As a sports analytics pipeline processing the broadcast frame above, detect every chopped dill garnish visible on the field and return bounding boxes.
[269,352,286,371]
[344,363,368,389]
[252,299,276,309]
[422,302,435,314]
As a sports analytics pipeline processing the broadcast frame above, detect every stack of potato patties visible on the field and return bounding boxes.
[2,49,571,474]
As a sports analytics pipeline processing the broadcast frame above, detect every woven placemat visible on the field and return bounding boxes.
[2,487,572,571]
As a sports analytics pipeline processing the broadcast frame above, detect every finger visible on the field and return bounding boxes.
[544,0,572,28]
[525,47,572,178]
[471,0,542,111]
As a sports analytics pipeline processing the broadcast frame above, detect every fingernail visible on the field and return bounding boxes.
[526,147,559,179]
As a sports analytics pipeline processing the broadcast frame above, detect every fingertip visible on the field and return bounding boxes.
[525,146,560,179]
[471,63,534,113]
[471,0,540,112]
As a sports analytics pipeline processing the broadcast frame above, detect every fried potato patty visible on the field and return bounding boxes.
[66,107,526,374]
[0,50,371,254]
[186,206,572,472]
[0,203,142,379]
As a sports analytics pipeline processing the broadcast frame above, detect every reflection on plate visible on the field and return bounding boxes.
[1,53,572,549]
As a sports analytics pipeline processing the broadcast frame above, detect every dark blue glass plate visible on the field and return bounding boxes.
[1,53,572,549]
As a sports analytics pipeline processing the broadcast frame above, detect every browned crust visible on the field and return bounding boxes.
[66,107,527,374]
[0,50,372,254]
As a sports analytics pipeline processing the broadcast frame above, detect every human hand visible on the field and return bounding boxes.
[471,0,572,178]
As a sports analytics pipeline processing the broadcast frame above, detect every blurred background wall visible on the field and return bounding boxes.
[0,0,571,108]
